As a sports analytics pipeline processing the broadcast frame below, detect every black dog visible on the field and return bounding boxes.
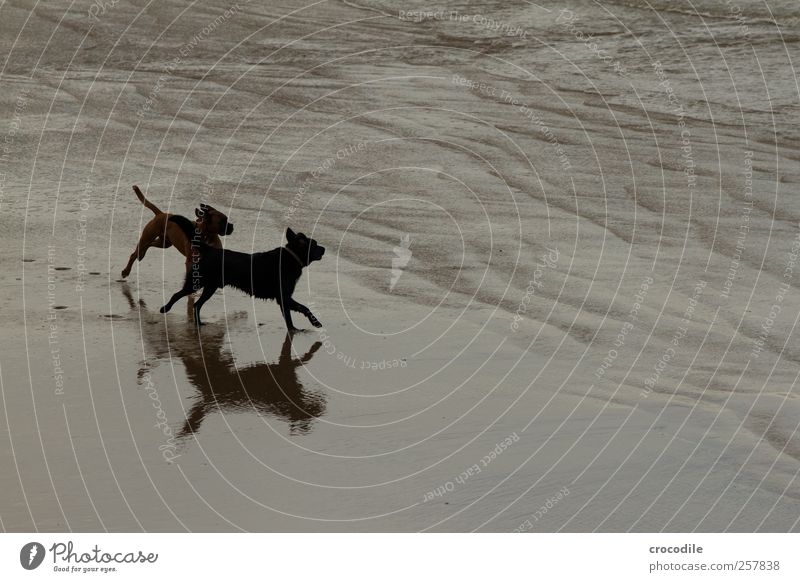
[160,224,325,330]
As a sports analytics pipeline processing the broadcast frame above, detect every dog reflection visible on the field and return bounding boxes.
[178,333,324,438]
[121,284,326,437]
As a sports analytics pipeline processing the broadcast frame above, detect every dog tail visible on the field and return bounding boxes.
[132,185,162,215]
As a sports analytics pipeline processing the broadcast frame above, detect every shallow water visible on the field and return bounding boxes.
[1,0,799,531]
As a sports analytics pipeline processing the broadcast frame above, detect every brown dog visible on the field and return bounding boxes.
[121,185,234,278]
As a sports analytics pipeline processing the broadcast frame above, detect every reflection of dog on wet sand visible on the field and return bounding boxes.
[178,333,325,438]
[121,284,326,438]
[120,185,234,278]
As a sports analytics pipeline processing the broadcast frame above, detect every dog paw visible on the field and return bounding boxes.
[120,269,129,278]
[310,318,322,328]
[159,305,168,313]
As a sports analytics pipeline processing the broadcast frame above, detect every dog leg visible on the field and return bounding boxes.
[289,299,322,328]
[121,248,141,278]
[191,285,219,326]
[277,299,298,332]
[160,278,194,314]
[121,221,162,278]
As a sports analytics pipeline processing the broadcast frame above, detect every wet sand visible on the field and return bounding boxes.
[1,0,800,531]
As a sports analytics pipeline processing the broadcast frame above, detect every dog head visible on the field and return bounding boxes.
[286,228,325,265]
[196,204,234,236]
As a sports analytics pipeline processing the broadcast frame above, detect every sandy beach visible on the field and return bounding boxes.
[2,0,800,531]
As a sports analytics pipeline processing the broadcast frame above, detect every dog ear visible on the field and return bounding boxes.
[286,227,297,243]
